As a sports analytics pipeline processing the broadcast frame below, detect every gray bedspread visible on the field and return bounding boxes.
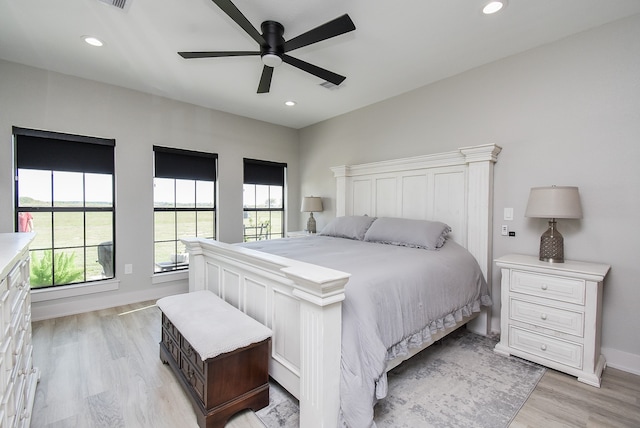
[241,236,491,428]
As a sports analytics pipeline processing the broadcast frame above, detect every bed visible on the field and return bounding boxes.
[182,143,501,427]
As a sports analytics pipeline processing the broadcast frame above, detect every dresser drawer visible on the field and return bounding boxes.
[180,354,205,403]
[511,270,585,305]
[181,338,205,376]
[510,298,584,337]
[1,337,13,376]
[14,390,26,428]
[0,353,5,394]
[161,314,181,342]
[7,263,23,292]
[3,379,17,418]
[0,290,10,334]
[12,330,26,369]
[161,329,180,363]
[510,326,583,369]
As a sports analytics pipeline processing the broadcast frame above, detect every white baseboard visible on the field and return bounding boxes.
[602,347,640,376]
[31,282,188,321]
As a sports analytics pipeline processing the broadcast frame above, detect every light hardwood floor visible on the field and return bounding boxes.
[30,301,640,428]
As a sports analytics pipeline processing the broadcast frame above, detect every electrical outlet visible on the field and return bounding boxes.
[124,264,133,274]
[501,225,508,236]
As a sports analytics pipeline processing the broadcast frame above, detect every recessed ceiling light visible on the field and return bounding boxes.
[83,36,104,47]
[483,1,507,14]
[284,101,296,107]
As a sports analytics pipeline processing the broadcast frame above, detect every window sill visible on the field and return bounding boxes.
[31,279,120,303]
[152,269,188,285]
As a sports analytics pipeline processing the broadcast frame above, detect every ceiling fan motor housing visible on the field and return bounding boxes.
[261,20,285,66]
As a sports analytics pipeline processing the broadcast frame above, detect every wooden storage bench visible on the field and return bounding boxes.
[157,291,272,428]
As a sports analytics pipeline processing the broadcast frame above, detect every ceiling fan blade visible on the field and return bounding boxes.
[211,0,265,45]
[178,51,260,59]
[282,54,346,86]
[284,14,355,52]
[257,66,274,94]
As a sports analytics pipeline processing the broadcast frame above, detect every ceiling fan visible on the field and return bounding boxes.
[178,0,356,94]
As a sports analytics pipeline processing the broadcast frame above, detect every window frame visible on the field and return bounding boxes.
[243,158,286,242]
[153,146,217,274]
[13,127,116,289]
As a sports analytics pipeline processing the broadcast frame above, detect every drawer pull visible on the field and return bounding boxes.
[541,284,548,290]
[540,344,547,351]
[540,313,547,320]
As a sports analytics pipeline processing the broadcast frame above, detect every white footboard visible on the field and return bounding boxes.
[182,237,350,428]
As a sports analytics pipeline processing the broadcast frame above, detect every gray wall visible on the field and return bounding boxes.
[0,59,300,317]
[299,15,640,370]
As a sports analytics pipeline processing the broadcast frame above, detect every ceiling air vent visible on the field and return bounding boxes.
[97,0,129,10]
[319,81,340,90]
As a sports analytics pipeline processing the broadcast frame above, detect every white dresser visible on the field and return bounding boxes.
[0,233,39,427]
[494,254,610,387]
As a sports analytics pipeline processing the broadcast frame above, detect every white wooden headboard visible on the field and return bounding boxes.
[331,144,501,286]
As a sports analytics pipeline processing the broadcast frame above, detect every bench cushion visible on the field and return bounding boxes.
[157,290,272,360]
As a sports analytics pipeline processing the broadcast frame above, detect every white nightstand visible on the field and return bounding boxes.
[287,231,314,238]
[494,254,610,387]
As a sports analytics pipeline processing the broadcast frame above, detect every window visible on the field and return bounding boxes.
[14,127,115,289]
[153,146,217,273]
[243,159,286,242]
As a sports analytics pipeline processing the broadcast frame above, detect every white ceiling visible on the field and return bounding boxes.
[1,0,639,129]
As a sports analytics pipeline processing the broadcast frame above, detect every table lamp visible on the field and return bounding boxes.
[301,196,323,233]
[525,186,582,263]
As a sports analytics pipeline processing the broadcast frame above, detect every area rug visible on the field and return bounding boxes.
[256,328,545,428]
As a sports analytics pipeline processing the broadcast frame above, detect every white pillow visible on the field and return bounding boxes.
[363,217,451,249]
[318,215,376,240]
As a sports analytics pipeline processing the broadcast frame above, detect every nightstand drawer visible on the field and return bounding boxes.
[510,298,584,337]
[511,270,585,305]
[510,326,583,369]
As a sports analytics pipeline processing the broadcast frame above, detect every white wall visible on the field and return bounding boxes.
[0,59,300,318]
[299,15,640,372]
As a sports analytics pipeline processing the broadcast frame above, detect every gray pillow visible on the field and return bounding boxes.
[363,217,451,249]
[318,215,377,240]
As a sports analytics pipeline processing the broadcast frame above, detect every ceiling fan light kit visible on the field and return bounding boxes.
[262,54,282,68]
[178,0,355,94]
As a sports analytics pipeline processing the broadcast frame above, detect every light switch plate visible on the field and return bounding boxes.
[504,207,514,221]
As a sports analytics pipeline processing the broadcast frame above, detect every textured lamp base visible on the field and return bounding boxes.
[539,219,564,263]
[306,212,317,234]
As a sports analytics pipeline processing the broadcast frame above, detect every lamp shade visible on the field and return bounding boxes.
[301,196,323,213]
[525,186,582,219]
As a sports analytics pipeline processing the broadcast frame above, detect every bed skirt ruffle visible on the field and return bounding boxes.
[376,293,493,400]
